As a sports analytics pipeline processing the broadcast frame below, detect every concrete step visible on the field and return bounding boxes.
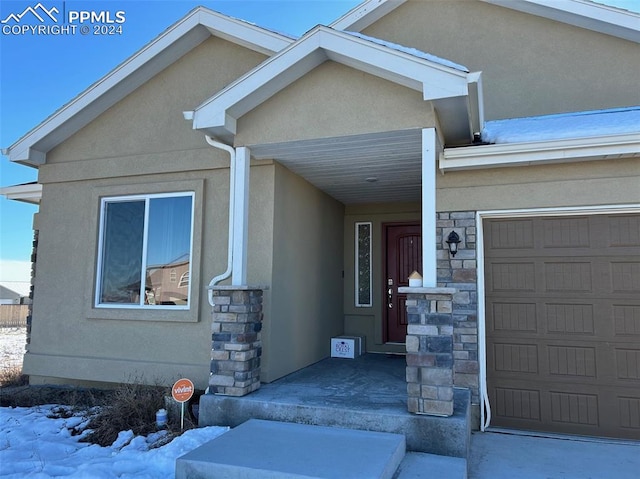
[198,388,471,458]
[176,419,406,479]
[396,453,467,479]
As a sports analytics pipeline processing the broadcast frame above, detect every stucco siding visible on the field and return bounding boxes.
[236,61,434,147]
[362,0,640,120]
[47,36,267,164]
[23,36,272,389]
[262,163,344,383]
[437,158,640,211]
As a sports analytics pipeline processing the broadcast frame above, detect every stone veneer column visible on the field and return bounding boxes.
[402,287,456,416]
[209,286,263,396]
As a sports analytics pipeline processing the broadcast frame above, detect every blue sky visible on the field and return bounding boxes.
[0,0,638,282]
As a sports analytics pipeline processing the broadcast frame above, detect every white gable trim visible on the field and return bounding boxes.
[330,0,408,31]
[332,0,639,43]
[3,7,293,167]
[481,0,640,43]
[439,132,640,171]
[191,26,477,144]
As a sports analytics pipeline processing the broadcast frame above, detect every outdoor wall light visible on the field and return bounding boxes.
[446,230,461,257]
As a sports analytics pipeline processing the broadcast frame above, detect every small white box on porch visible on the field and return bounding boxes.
[330,336,365,359]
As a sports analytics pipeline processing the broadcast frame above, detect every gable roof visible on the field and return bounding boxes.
[2,7,293,167]
[331,0,640,43]
[190,25,483,146]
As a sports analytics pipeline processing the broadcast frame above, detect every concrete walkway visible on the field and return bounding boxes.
[468,431,640,479]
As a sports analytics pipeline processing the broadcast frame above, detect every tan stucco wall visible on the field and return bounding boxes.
[236,61,434,146]
[362,0,640,120]
[47,36,267,164]
[261,162,345,382]
[436,158,640,211]
[343,202,421,355]
[24,36,270,389]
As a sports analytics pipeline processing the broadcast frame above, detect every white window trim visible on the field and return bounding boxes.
[476,203,640,432]
[355,221,373,308]
[95,191,195,310]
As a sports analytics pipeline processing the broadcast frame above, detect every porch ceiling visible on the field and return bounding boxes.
[250,129,424,205]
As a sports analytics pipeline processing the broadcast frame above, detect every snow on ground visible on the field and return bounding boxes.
[0,405,227,478]
[1,327,26,372]
[0,328,228,478]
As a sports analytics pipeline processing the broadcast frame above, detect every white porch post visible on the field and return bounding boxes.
[231,146,250,285]
[421,128,437,287]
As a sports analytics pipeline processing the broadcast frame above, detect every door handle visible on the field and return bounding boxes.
[387,287,393,309]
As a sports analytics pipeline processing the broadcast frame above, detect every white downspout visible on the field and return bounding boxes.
[204,135,235,306]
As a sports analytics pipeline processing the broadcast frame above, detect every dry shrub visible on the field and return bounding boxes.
[81,382,196,447]
[0,365,28,388]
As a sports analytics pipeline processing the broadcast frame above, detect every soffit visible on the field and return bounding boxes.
[250,129,424,205]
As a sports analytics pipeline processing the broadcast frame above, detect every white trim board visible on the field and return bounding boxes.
[331,0,640,43]
[475,204,640,432]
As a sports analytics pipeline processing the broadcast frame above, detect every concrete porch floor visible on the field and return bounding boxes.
[198,353,471,457]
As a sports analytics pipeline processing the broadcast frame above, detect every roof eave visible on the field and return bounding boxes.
[331,0,639,43]
[439,132,640,171]
[479,0,640,43]
[0,183,43,205]
[192,26,479,146]
[2,7,294,166]
[330,0,408,31]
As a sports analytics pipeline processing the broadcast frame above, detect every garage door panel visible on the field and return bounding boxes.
[611,261,640,292]
[614,304,640,335]
[485,214,640,439]
[608,214,640,247]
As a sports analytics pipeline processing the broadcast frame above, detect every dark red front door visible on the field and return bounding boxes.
[384,223,422,343]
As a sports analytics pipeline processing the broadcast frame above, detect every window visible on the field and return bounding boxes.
[355,222,372,307]
[95,192,194,309]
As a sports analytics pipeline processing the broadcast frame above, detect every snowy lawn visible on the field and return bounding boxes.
[0,405,228,478]
[0,328,228,478]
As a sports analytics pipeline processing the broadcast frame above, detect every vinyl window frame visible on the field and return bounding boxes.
[94,191,195,310]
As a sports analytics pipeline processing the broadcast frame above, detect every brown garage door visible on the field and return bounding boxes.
[484,214,640,440]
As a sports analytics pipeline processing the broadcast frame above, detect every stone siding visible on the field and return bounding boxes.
[436,211,479,403]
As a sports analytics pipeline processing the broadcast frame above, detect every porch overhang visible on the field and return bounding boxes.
[190,26,483,147]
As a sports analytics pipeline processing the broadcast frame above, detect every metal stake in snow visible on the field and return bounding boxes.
[171,378,194,430]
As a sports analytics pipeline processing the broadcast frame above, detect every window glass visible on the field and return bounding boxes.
[96,193,193,309]
[356,222,372,307]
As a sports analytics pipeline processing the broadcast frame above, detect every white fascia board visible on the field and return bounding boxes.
[321,30,469,98]
[193,26,470,135]
[439,132,640,171]
[4,7,292,166]
[0,183,42,204]
[480,0,640,43]
[330,0,407,31]
[197,9,294,54]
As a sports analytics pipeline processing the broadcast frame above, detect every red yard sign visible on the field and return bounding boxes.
[172,378,194,403]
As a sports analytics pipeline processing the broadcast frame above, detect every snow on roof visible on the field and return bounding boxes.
[345,31,469,72]
[0,282,31,298]
[482,106,640,144]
